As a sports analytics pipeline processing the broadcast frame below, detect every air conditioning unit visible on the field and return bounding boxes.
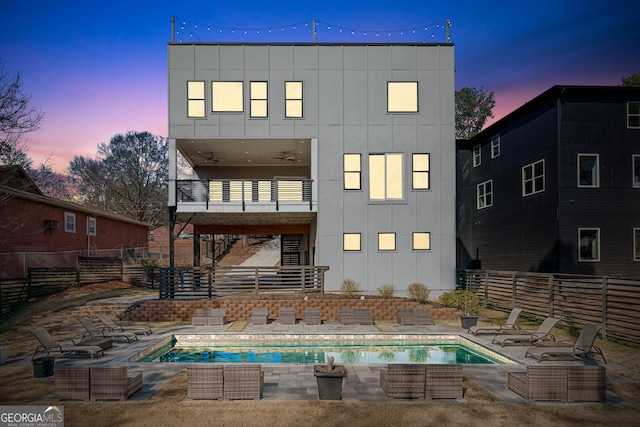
[44,220,60,231]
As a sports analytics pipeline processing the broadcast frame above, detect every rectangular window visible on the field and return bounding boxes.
[87,217,96,236]
[491,134,500,158]
[633,155,640,188]
[579,228,600,262]
[628,102,640,128]
[477,180,492,209]
[635,228,640,261]
[412,153,430,190]
[343,154,361,190]
[522,159,545,196]
[387,82,418,113]
[64,212,76,233]
[343,233,361,251]
[413,232,431,250]
[285,81,303,118]
[211,81,243,112]
[578,154,599,187]
[250,81,268,118]
[187,81,206,118]
[378,232,396,251]
[369,153,403,201]
[473,145,481,167]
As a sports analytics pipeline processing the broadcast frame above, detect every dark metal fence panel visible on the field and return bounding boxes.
[78,257,122,284]
[0,278,27,319]
[122,266,158,289]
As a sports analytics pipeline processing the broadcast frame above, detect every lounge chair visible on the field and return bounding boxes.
[524,323,607,363]
[79,317,137,343]
[96,314,152,335]
[338,308,357,325]
[468,308,522,336]
[30,327,104,360]
[492,317,559,347]
[279,307,296,324]
[304,307,321,325]
[250,307,268,325]
[354,307,373,324]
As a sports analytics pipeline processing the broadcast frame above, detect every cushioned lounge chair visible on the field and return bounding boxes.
[96,314,152,335]
[30,327,104,360]
[468,308,522,336]
[79,317,137,343]
[492,317,559,347]
[525,323,606,363]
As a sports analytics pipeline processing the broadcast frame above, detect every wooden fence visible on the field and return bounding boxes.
[464,269,640,346]
[158,265,329,299]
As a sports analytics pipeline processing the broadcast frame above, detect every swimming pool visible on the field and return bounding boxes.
[134,334,514,365]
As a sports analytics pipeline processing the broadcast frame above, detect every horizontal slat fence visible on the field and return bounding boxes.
[0,278,27,318]
[78,256,122,284]
[466,269,640,346]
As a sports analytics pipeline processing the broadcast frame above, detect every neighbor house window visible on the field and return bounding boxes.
[387,82,418,113]
[64,212,76,233]
[633,155,640,188]
[343,233,361,251]
[369,153,403,201]
[473,145,481,167]
[634,228,640,261]
[578,154,599,187]
[250,81,268,118]
[491,134,501,158]
[523,159,545,196]
[412,153,430,190]
[477,180,492,209]
[378,232,396,251]
[413,232,431,250]
[285,81,303,118]
[343,154,361,190]
[211,81,243,112]
[187,81,206,118]
[579,228,600,262]
[628,102,640,128]
[87,217,96,236]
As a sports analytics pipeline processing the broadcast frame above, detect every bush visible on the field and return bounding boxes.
[439,289,481,314]
[407,283,430,304]
[339,278,361,298]
[376,284,396,299]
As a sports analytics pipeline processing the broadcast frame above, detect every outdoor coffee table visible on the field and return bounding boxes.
[76,338,113,350]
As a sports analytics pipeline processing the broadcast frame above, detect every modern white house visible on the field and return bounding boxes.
[167,42,456,296]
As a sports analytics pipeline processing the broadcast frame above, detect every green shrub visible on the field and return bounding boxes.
[407,283,430,303]
[439,289,481,314]
[376,284,396,299]
[339,278,361,298]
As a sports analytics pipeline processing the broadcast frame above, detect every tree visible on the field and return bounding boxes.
[621,72,640,87]
[29,162,77,200]
[455,87,496,140]
[0,60,44,167]
[68,131,168,226]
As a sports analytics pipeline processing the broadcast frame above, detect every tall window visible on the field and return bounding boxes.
[343,233,361,251]
[369,153,403,201]
[412,154,430,190]
[87,217,96,236]
[522,159,545,196]
[491,134,501,158]
[378,233,396,251]
[578,154,599,187]
[413,232,431,250]
[250,81,268,118]
[473,145,481,167]
[285,81,303,118]
[343,154,361,190]
[633,155,640,188]
[477,180,492,209]
[387,82,418,113]
[579,228,600,262]
[634,228,640,261]
[187,81,205,118]
[628,102,640,128]
[211,81,243,112]
[64,212,76,233]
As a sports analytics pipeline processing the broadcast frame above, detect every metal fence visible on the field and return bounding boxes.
[464,269,640,346]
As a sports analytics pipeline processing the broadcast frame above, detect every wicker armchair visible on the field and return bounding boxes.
[414,308,435,326]
[380,364,426,398]
[55,367,90,401]
[425,365,463,399]
[338,308,357,325]
[304,307,321,325]
[250,308,268,325]
[89,367,143,401]
[397,308,416,325]
[355,308,373,325]
[187,365,224,400]
[223,364,264,400]
[508,366,605,402]
[279,307,296,324]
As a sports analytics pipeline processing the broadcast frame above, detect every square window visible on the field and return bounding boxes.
[477,180,492,209]
[285,81,303,118]
[578,228,600,262]
[387,82,418,113]
[250,81,268,118]
[473,145,481,167]
[628,102,640,128]
[633,155,640,188]
[413,232,431,250]
[87,217,96,236]
[522,159,545,196]
[378,233,396,251]
[344,154,361,190]
[64,212,76,233]
[187,81,206,118]
[491,134,500,158]
[343,233,361,251]
[578,154,599,187]
[212,81,243,112]
[412,154,430,190]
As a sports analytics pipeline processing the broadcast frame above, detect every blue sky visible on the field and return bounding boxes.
[1,1,638,171]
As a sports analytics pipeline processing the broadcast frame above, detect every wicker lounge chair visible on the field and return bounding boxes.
[396,308,416,325]
[525,323,606,363]
[223,364,264,400]
[96,314,152,335]
[304,307,321,325]
[79,317,137,343]
[250,307,268,325]
[338,308,357,325]
[55,367,90,400]
[279,307,296,324]
[492,317,559,347]
[468,308,522,336]
[187,365,224,400]
[90,367,143,401]
[380,364,426,398]
[30,327,104,360]
[507,365,606,402]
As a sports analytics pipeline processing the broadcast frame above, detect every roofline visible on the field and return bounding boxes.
[168,42,453,47]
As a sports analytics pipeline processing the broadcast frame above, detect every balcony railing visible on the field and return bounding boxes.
[176,178,313,211]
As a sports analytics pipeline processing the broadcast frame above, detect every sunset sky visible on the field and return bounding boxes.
[2,1,638,172]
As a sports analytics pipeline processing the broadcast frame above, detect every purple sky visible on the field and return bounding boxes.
[2,1,638,172]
